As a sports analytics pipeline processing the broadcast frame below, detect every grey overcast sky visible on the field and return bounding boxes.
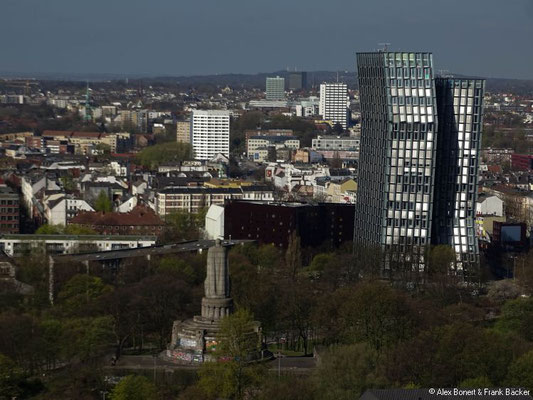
[1,0,532,79]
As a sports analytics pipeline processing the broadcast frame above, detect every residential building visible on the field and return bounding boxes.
[311,135,359,151]
[41,130,132,154]
[511,153,533,171]
[191,110,230,160]
[354,51,485,279]
[266,76,285,100]
[118,109,148,132]
[247,136,300,161]
[156,185,273,216]
[69,206,165,237]
[0,183,20,234]
[44,195,94,226]
[476,194,504,217]
[156,187,242,216]
[176,120,191,143]
[245,129,293,150]
[319,83,349,129]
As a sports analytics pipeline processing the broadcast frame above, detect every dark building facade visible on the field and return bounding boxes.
[288,72,308,91]
[354,52,485,280]
[433,78,485,277]
[0,183,20,234]
[224,201,354,249]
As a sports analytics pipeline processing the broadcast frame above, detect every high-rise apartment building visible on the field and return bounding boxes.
[191,110,230,160]
[289,72,307,91]
[266,76,285,100]
[319,83,349,129]
[354,52,484,280]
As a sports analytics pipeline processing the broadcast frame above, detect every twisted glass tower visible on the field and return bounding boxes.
[354,52,484,280]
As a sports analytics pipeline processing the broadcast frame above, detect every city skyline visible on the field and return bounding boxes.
[1,0,533,79]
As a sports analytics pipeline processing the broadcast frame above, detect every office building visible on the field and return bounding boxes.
[266,76,285,100]
[191,110,230,161]
[223,201,355,248]
[433,77,485,274]
[319,83,349,129]
[289,72,307,91]
[354,52,485,280]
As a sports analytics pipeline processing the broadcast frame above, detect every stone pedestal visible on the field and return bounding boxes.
[163,239,259,364]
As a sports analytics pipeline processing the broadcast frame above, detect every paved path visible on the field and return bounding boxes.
[106,354,316,373]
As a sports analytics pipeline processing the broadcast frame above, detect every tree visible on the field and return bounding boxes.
[134,274,192,350]
[0,353,23,398]
[506,350,533,391]
[427,245,455,278]
[338,282,416,353]
[110,375,158,400]
[64,224,98,235]
[495,297,533,342]
[459,376,493,388]
[284,232,302,281]
[35,224,63,234]
[60,175,76,191]
[137,142,192,169]
[57,274,112,317]
[61,316,114,363]
[35,224,97,235]
[94,190,113,212]
[162,209,206,243]
[312,343,385,400]
[197,309,264,400]
[100,286,139,360]
[487,279,521,304]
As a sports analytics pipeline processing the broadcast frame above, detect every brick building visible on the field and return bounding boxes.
[223,200,354,248]
[69,206,165,237]
[0,182,20,234]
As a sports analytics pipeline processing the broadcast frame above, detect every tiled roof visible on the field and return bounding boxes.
[70,206,164,226]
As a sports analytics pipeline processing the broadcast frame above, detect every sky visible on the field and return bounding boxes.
[1,0,532,79]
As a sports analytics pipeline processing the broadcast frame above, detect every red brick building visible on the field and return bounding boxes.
[69,206,165,237]
[511,154,533,171]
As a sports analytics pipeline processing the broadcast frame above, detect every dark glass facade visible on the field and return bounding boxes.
[354,52,485,280]
[433,78,485,278]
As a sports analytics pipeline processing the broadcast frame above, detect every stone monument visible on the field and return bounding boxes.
[164,239,261,363]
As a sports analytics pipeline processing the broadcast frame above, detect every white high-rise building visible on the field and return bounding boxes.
[319,83,349,129]
[191,110,230,160]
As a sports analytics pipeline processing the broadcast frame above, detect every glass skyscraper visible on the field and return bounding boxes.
[433,78,485,278]
[354,52,484,280]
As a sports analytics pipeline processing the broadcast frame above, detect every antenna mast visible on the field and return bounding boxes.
[378,42,391,52]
